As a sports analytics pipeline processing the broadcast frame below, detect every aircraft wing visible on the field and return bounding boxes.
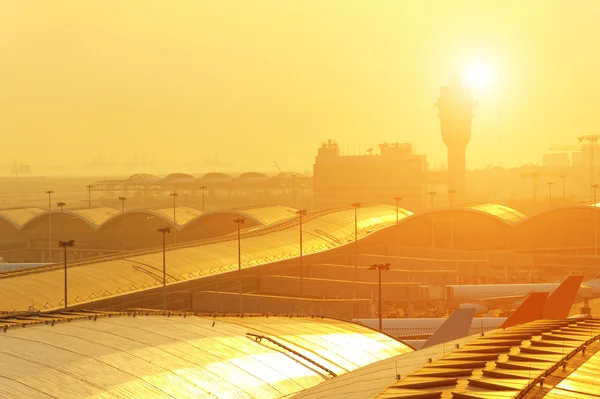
[465,295,526,310]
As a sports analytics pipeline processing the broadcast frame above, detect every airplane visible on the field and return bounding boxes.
[357,275,583,348]
[445,274,598,315]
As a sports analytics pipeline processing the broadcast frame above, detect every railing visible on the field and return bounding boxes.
[246,332,337,377]
[515,325,600,398]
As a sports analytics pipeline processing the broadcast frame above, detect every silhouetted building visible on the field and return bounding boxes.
[313,140,429,211]
[436,77,475,200]
[542,153,570,167]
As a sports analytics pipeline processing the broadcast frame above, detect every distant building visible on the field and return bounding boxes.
[313,140,429,211]
[542,153,570,167]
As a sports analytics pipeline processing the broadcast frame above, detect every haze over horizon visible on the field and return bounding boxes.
[2,1,600,176]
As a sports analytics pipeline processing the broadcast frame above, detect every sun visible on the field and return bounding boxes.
[463,63,492,90]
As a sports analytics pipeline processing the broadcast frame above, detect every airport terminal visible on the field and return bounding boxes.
[3,19,600,397]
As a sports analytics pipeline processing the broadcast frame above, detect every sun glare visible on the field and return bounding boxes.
[463,63,492,90]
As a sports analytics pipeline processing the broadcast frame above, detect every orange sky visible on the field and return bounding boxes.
[1,1,599,175]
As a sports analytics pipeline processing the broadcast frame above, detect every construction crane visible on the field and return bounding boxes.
[550,135,600,200]
[579,135,600,199]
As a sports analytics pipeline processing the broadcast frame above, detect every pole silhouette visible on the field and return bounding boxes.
[296,209,307,296]
[393,196,402,267]
[428,191,436,247]
[119,196,127,251]
[158,227,171,311]
[351,202,361,280]
[58,239,75,309]
[45,190,53,263]
[170,192,178,244]
[448,189,456,250]
[234,217,245,313]
[368,263,391,331]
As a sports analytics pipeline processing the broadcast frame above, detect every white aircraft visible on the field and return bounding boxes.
[357,316,505,341]
[445,274,599,315]
[357,275,584,348]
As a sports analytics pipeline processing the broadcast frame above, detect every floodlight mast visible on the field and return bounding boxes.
[368,263,391,331]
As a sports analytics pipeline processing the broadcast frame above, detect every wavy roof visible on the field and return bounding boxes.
[466,202,527,223]
[0,207,46,229]
[65,207,122,227]
[152,206,203,226]
[11,205,298,232]
[6,203,599,233]
[0,205,398,312]
[0,312,412,398]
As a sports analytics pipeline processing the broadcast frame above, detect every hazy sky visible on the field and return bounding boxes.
[1,1,599,174]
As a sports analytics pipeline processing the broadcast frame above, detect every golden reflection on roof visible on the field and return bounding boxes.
[69,207,122,226]
[153,206,204,226]
[0,312,412,399]
[0,205,397,312]
[0,207,45,229]
[237,205,298,225]
[467,202,526,223]
[368,318,600,399]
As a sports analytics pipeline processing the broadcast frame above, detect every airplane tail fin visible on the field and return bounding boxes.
[542,275,583,319]
[421,308,475,349]
[500,292,548,329]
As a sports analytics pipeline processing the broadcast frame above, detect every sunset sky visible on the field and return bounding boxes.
[1,1,599,175]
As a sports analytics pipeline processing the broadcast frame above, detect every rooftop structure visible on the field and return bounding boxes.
[296,317,600,399]
[436,77,476,199]
[313,139,429,211]
[0,311,413,398]
[0,204,399,312]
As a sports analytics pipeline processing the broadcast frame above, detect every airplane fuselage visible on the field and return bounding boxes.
[356,317,505,339]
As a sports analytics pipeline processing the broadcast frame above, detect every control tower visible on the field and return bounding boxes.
[436,77,476,199]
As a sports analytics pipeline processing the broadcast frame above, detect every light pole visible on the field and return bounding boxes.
[233,217,245,313]
[86,185,92,208]
[199,186,207,212]
[118,196,127,251]
[448,189,456,250]
[56,202,67,258]
[158,227,171,311]
[393,196,402,267]
[547,182,554,208]
[428,191,436,247]
[560,175,566,200]
[45,190,54,263]
[170,192,178,244]
[593,184,599,256]
[296,209,307,296]
[368,263,391,331]
[532,173,539,201]
[351,202,361,280]
[58,239,75,309]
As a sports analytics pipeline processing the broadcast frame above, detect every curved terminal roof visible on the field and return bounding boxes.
[198,172,233,183]
[238,172,269,181]
[0,207,46,229]
[65,207,122,228]
[0,312,412,398]
[11,205,299,232]
[126,173,160,184]
[0,205,398,312]
[235,205,298,225]
[152,206,204,226]
[466,202,527,223]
